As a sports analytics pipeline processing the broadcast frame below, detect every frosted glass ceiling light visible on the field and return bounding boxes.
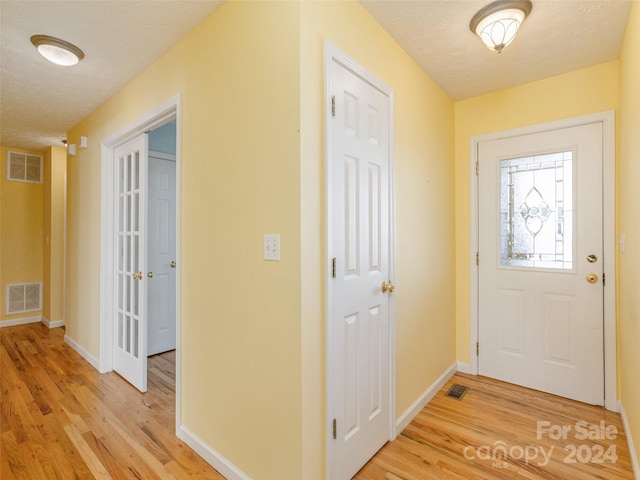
[470,0,532,53]
[31,35,84,66]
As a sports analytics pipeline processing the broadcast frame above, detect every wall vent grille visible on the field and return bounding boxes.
[5,282,42,315]
[7,151,43,183]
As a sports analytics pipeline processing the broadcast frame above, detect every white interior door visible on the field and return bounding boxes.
[147,153,176,356]
[478,122,604,405]
[113,134,148,392]
[329,56,393,479]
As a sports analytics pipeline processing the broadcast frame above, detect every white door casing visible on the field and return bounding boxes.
[473,113,616,408]
[100,95,180,421]
[113,134,148,392]
[326,42,395,480]
[147,153,177,356]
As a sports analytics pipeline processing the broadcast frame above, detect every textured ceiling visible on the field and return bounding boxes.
[1,0,223,151]
[360,0,631,100]
[0,1,632,152]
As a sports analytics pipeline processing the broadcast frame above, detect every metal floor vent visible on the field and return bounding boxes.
[6,282,42,315]
[445,384,469,400]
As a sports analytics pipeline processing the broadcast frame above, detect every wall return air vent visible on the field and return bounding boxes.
[6,151,43,183]
[5,282,42,315]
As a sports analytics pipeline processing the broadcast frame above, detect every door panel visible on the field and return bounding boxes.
[544,294,572,363]
[147,156,177,356]
[113,135,147,392]
[329,58,392,480]
[498,289,524,354]
[478,123,604,405]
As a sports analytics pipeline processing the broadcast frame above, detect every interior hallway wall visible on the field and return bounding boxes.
[618,0,640,468]
[66,2,302,478]
[0,146,44,323]
[300,2,456,476]
[42,146,67,325]
[66,1,457,478]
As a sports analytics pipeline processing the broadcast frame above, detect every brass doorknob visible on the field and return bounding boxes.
[381,280,395,293]
[132,272,143,280]
[147,272,153,278]
[586,273,598,284]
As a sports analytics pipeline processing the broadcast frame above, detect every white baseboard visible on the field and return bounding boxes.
[456,361,472,374]
[64,334,100,371]
[396,362,457,434]
[620,401,640,479]
[41,316,65,328]
[177,425,251,480]
[0,315,42,328]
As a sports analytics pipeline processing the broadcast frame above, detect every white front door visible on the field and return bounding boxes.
[478,122,604,405]
[328,52,393,479]
[113,134,148,392]
[147,154,177,356]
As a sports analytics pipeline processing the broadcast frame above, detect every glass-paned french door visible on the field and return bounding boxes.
[113,134,148,392]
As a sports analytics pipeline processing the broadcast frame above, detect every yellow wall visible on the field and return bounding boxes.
[1,146,44,322]
[66,0,456,477]
[32,0,639,477]
[300,1,456,476]
[67,2,302,478]
[454,61,619,364]
[618,0,640,465]
[42,146,66,323]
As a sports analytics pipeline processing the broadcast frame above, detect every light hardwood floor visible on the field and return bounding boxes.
[1,323,225,479]
[355,373,635,480]
[1,323,635,479]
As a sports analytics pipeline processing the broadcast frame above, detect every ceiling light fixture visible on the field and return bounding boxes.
[30,34,85,66]
[470,0,532,53]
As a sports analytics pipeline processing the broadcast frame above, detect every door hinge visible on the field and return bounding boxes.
[332,418,337,440]
[331,96,336,117]
[476,161,479,175]
[476,342,479,356]
[332,257,337,278]
[476,252,479,266]
[603,272,606,286]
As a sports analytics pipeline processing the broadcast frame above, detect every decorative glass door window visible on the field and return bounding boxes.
[500,151,573,269]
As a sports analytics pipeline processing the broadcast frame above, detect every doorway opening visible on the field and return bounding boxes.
[99,95,181,430]
[147,122,177,358]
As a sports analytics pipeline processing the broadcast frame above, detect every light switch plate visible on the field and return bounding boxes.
[264,234,280,261]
